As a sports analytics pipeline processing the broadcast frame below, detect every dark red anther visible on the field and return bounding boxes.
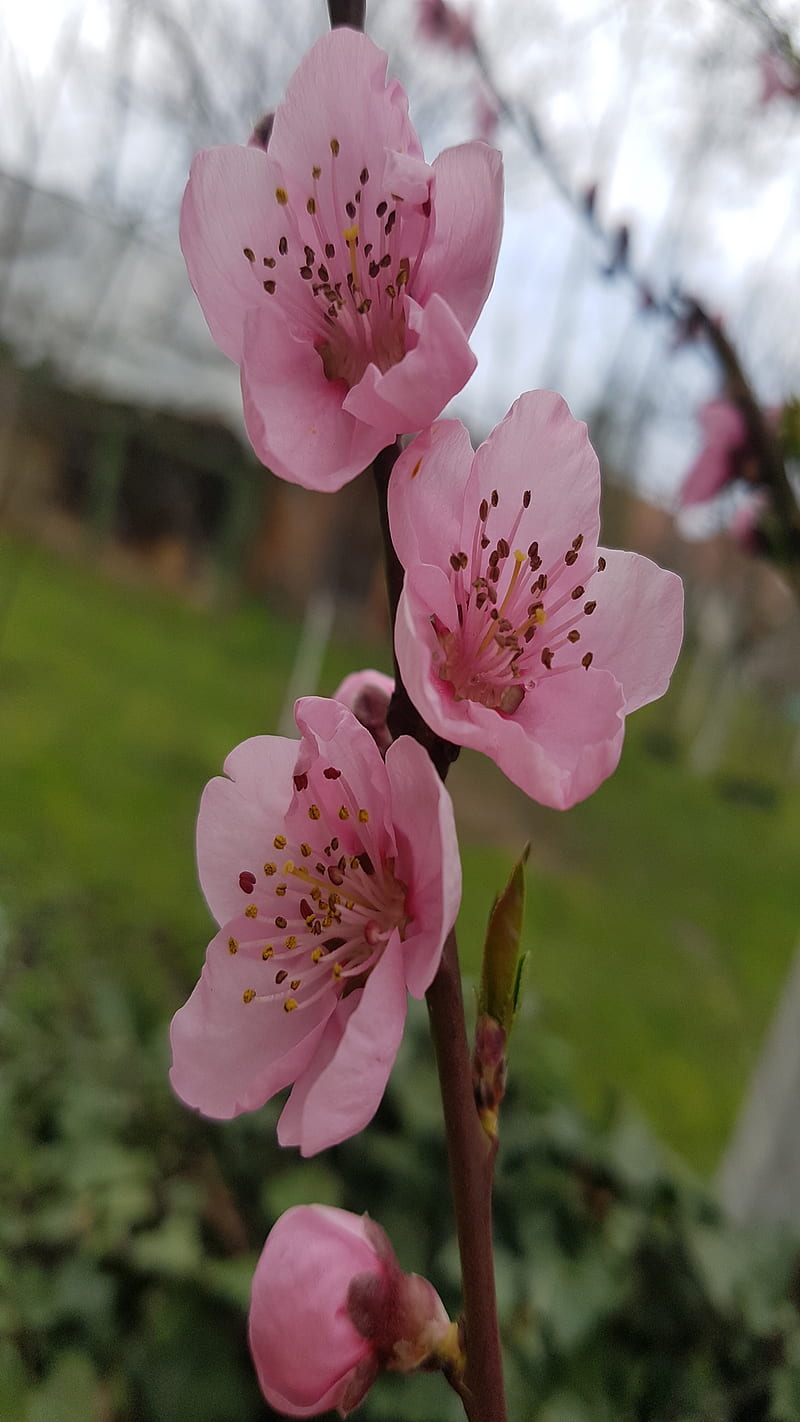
[239,871,257,894]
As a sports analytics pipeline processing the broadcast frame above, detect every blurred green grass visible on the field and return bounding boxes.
[1,534,798,1175]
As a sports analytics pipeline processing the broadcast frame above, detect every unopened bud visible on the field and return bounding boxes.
[249,1206,460,1417]
[333,669,395,755]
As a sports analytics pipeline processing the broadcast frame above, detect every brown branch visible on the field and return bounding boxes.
[427,932,506,1422]
[327,0,366,29]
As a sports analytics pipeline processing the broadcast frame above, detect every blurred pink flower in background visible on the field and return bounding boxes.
[170,697,460,1155]
[334,668,395,754]
[679,399,750,507]
[730,489,769,554]
[760,50,800,105]
[249,1205,455,1417]
[417,0,476,52]
[388,391,683,810]
[181,28,503,490]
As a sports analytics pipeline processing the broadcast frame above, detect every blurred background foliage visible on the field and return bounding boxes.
[2,536,800,1420]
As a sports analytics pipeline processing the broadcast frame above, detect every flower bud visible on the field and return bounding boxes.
[248,1205,459,1417]
[333,670,395,755]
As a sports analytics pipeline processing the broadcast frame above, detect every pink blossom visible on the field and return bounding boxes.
[730,489,768,554]
[334,669,395,754]
[760,51,800,105]
[249,1205,455,1417]
[170,697,460,1155]
[418,0,476,52]
[180,29,503,491]
[679,399,750,507]
[388,391,683,810]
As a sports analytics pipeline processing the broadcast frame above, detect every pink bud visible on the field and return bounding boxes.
[333,669,395,754]
[417,0,476,52]
[248,1206,456,1417]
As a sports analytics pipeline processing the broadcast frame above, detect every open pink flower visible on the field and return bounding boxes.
[180,28,503,491]
[170,697,460,1155]
[388,391,683,810]
[249,1205,455,1417]
[679,399,750,507]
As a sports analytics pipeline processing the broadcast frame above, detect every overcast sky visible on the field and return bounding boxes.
[1,0,798,504]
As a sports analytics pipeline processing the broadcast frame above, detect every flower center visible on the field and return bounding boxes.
[241,137,433,389]
[231,776,408,1016]
[434,487,606,713]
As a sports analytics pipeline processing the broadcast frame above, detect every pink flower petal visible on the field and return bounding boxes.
[249,1205,376,1416]
[389,420,477,569]
[279,947,408,1156]
[180,144,284,363]
[417,141,504,335]
[197,734,297,927]
[169,915,329,1118]
[384,736,461,998]
[576,549,684,713]
[679,400,749,507]
[241,303,385,490]
[469,392,601,585]
[268,30,423,180]
[342,294,477,434]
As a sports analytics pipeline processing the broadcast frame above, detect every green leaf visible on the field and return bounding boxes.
[27,1352,98,1422]
[477,843,530,1034]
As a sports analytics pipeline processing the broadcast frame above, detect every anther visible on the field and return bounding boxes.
[582,652,594,668]
[228,937,239,954]
[239,871,256,893]
[306,197,316,214]
[338,806,350,820]
[264,862,276,876]
[243,246,255,262]
[523,490,531,508]
[597,556,607,571]
[276,970,288,985]
[584,601,597,615]
[263,280,276,294]
[262,945,274,960]
[308,804,321,820]
[571,585,585,600]
[275,187,288,205]
[242,989,256,1003]
[245,904,258,918]
[274,834,287,850]
[275,916,287,930]
[330,138,340,155]
[360,166,369,184]
[278,236,288,256]
[491,489,499,507]
[284,999,298,1013]
[568,630,581,643]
